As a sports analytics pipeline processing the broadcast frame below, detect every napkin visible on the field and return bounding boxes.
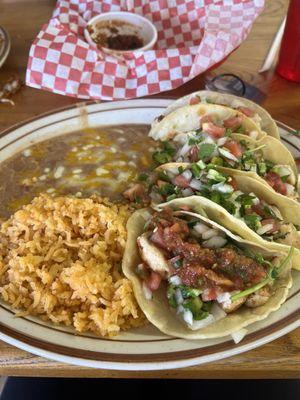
[26,0,264,100]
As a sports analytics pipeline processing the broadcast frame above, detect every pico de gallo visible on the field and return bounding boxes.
[136,209,293,330]
[146,165,300,244]
[151,128,296,198]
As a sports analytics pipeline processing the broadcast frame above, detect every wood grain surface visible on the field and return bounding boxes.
[0,0,300,378]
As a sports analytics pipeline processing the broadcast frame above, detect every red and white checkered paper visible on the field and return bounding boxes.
[26,0,264,100]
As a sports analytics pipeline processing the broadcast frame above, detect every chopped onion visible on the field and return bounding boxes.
[202,228,220,240]
[193,222,210,235]
[216,292,232,308]
[177,142,191,158]
[268,205,283,220]
[189,178,203,191]
[218,147,239,162]
[256,224,274,235]
[142,282,152,300]
[183,309,194,326]
[211,182,234,194]
[174,133,188,144]
[231,328,248,344]
[277,166,292,177]
[217,137,227,146]
[175,288,184,305]
[169,275,182,286]
[202,135,215,145]
[166,168,178,177]
[285,183,295,196]
[182,188,194,197]
[182,169,193,181]
[211,303,227,321]
[203,236,227,248]
[188,314,215,330]
[177,305,184,314]
[249,130,259,140]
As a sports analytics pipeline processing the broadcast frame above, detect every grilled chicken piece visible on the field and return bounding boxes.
[137,233,171,277]
[245,287,271,308]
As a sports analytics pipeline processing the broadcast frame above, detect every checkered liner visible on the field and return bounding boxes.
[26,0,264,100]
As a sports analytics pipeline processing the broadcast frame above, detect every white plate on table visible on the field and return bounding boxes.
[0,98,299,371]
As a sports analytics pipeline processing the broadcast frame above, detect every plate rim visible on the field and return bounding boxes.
[0,98,299,371]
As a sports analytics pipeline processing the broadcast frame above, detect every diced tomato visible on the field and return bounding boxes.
[265,171,287,195]
[202,287,218,301]
[173,174,190,188]
[229,177,238,191]
[146,272,162,291]
[261,218,280,233]
[202,122,226,139]
[223,140,243,159]
[251,202,266,217]
[237,106,255,117]
[189,96,201,105]
[223,115,244,130]
[188,145,199,162]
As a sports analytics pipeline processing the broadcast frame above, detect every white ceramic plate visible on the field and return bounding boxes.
[0,99,299,371]
[0,26,10,69]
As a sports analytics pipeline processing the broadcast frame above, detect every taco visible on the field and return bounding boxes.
[144,163,300,269]
[149,103,266,142]
[152,90,279,139]
[122,207,292,339]
[150,117,297,199]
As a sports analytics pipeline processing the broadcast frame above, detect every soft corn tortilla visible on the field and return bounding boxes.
[229,133,297,182]
[122,208,292,339]
[149,103,265,142]
[156,195,300,271]
[154,90,279,139]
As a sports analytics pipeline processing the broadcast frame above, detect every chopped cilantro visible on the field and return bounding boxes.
[138,173,149,181]
[166,193,177,202]
[156,170,171,182]
[180,285,202,299]
[210,191,221,204]
[243,214,261,231]
[178,166,185,174]
[236,194,255,207]
[157,183,175,196]
[135,196,141,204]
[225,128,233,137]
[167,285,177,308]
[191,163,201,177]
[236,125,245,134]
[152,141,176,165]
[198,143,216,160]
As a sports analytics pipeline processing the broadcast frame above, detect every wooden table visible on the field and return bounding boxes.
[0,0,300,378]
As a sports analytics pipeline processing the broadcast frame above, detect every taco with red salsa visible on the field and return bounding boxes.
[122,206,292,340]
